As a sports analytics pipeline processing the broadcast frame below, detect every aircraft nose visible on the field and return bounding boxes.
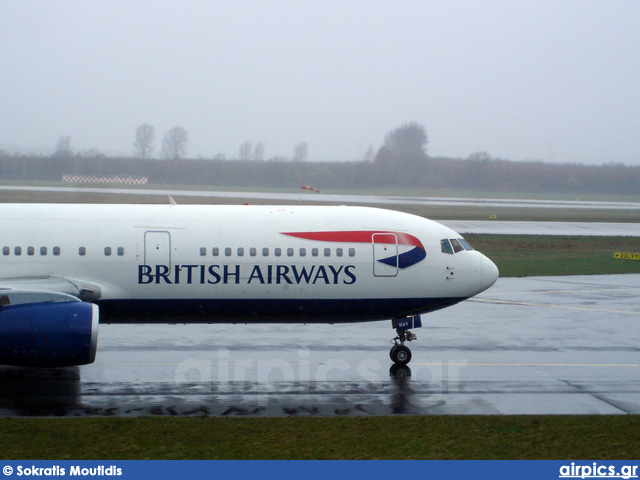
[480,254,499,292]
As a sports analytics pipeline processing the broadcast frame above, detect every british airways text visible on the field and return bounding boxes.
[138,264,357,285]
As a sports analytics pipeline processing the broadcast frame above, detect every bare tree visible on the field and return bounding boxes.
[384,122,428,157]
[54,136,72,157]
[254,142,265,161]
[467,151,491,161]
[161,126,188,160]
[363,144,375,162]
[378,122,429,187]
[293,141,308,162]
[134,123,155,159]
[239,141,253,161]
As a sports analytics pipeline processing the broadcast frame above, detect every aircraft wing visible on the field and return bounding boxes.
[0,275,102,302]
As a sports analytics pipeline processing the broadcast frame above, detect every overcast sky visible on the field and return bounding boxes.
[1,1,639,164]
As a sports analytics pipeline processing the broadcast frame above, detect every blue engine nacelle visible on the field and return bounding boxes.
[0,301,99,367]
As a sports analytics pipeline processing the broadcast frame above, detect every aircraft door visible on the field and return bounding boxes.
[372,233,398,277]
[145,231,171,266]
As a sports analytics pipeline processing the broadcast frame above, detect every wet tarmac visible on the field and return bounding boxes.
[4,185,639,237]
[1,274,638,417]
[2,185,640,211]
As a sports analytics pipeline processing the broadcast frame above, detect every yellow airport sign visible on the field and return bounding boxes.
[614,252,640,261]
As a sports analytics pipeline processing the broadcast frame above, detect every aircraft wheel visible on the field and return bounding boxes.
[391,345,411,365]
[389,345,399,361]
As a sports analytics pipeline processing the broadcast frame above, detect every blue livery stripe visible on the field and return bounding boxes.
[97,297,466,324]
[377,246,427,269]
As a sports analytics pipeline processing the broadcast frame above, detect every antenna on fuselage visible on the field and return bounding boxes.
[168,196,177,206]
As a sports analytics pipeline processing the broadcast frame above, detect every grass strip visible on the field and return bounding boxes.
[0,416,638,460]
[465,234,640,277]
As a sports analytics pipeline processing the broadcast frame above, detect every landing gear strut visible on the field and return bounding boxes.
[389,315,421,365]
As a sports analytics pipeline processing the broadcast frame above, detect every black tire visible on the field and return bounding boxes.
[391,345,412,365]
[389,345,399,361]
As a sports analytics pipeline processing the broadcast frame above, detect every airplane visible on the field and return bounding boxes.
[0,203,498,368]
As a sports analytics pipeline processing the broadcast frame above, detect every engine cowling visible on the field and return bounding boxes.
[0,301,99,367]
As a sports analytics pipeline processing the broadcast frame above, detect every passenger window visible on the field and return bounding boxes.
[287,248,294,257]
[250,248,257,257]
[441,239,454,255]
[53,247,60,256]
[200,247,206,256]
[262,248,269,257]
[450,239,464,253]
[225,248,232,256]
[2,247,9,256]
[299,248,306,257]
[79,247,86,256]
[117,247,125,256]
[348,248,356,257]
[105,247,112,256]
[14,247,21,256]
[27,246,35,256]
[40,247,47,256]
[324,248,331,257]
[336,248,343,257]
[312,248,318,257]
[274,248,281,257]
[237,247,244,257]
[212,247,219,256]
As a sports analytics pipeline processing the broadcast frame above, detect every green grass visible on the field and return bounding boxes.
[467,234,640,277]
[402,204,640,223]
[1,416,638,460]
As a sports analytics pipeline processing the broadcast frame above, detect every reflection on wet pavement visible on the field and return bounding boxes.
[1,275,639,416]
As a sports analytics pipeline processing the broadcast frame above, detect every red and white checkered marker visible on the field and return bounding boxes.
[62,175,148,185]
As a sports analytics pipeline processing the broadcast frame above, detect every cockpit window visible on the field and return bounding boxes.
[450,239,464,253]
[441,239,454,255]
[458,238,474,251]
[443,237,475,254]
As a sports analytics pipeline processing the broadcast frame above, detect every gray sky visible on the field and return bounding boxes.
[1,0,639,164]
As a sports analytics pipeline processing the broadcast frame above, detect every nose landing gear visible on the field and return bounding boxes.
[390,315,422,365]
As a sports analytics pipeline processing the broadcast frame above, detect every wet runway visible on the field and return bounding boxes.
[1,274,638,416]
[4,185,639,237]
[2,184,640,211]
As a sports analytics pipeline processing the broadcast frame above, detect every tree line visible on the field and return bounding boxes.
[1,152,639,195]
[0,122,638,195]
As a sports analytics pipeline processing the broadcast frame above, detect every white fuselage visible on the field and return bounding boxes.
[0,204,498,323]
